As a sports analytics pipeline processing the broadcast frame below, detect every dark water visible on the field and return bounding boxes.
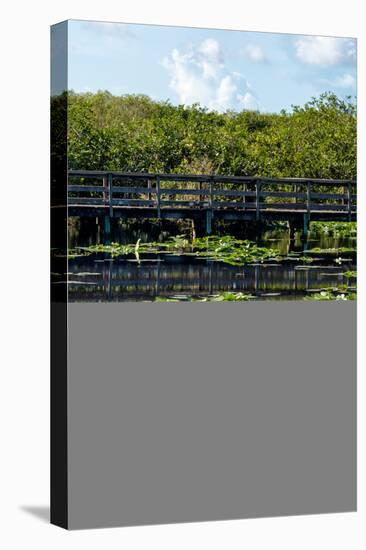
[63,223,356,302]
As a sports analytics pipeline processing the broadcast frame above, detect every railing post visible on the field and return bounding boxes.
[108,173,113,218]
[306,181,311,216]
[103,175,108,204]
[206,177,213,235]
[209,177,213,209]
[347,181,352,222]
[242,181,246,209]
[256,180,261,221]
[156,176,161,218]
[147,179,152,201]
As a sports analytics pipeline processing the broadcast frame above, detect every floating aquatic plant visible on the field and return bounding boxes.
[64,235,281,267]
[304,290,356,301]
[154,292,256,302]
[192,236,281,266]
[297,255,314,264]
[307,246,356,255]
[343,270,357,278]
[207,292,256,301]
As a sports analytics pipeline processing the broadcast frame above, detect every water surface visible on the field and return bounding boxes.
[61,224,356,302]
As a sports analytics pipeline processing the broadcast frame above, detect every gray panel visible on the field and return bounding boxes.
[51,22,68,97]
[68,302,356,529]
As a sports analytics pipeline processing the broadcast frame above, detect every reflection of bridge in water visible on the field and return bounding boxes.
[64,171,357,240]
[67,255,356,302]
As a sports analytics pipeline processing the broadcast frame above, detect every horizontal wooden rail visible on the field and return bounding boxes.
[68,170,355,185]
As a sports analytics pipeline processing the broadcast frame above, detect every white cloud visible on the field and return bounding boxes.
[243,44,267,63]
[239,92,260,110]
[162,39,260,112]
[294,36,356,66]
[216,75,237,107]
[321,73,356,89]
[334,73,356,88]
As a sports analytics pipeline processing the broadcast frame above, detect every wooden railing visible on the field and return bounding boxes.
[68,171,357,220]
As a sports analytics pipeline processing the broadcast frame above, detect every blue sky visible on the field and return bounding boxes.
[68,20,357,113]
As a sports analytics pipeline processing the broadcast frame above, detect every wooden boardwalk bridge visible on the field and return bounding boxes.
[65,170,356,238]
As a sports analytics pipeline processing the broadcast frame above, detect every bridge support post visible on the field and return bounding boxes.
[206,210,213,235]
[289,221,296,242]
[288,221,297,253]
[302,213,310,251]
[104,215,111,245]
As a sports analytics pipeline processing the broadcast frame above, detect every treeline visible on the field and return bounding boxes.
[65,91,356,179]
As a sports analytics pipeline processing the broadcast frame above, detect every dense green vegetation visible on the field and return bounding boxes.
[66,91,356,179]
[310,221,357,238]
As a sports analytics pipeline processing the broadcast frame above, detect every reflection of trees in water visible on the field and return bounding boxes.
[67,254,355,302]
